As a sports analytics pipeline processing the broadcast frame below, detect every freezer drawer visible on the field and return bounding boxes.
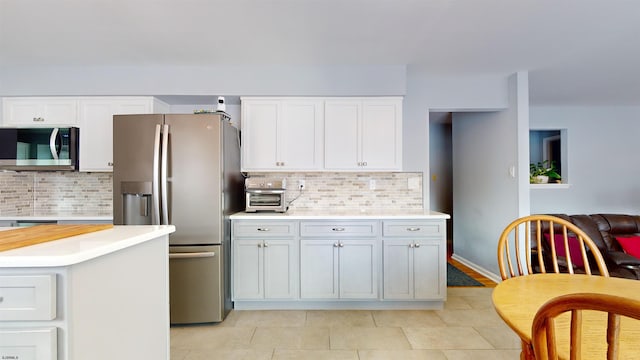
[169,245,223,324]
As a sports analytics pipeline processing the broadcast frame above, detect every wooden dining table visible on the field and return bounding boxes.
[492,273,640,360]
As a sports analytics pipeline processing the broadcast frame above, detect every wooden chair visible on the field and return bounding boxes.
[497,214,610,280]
[532,293,640,360]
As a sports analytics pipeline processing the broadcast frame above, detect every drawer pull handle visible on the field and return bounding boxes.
[257,228,270,232]
[33,117,45,122]
[406,227,421,232]
[332,227,345,232]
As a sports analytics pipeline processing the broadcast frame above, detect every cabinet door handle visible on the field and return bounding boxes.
[333,242,339,247]
[257,243,262,248]
[414,243,421,248]
[409,244,414,248]
[406,227,421,232]
[263,242,269,247]
[331,227,345,232]
[362,161,367,166]
[108,162,114,166]
[33,117,45,122]
[257,228,270,232]
[339,242,344,247]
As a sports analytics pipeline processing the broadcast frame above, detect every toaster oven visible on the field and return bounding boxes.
[245,178,287,212]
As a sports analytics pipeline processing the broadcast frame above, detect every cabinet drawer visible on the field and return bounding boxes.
[0,275,56,321]
[0,327,57,360]
[300,221,377,237]
[383,221,443,237]
[234,221,296,237]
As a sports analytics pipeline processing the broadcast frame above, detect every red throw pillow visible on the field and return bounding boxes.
[615,236,640,259]
[544,234,585,267]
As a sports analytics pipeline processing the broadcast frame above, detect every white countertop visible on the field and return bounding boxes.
[230,209,450,220]
[0,215,113,222]
[0,225,175,268]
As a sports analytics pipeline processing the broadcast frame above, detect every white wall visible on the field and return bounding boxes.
[403,65,510,208]
[530,106,640,214]
[451,73,529,276]
[0,65,407,96]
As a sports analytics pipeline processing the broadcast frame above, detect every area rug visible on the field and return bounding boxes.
[447,263,484,287]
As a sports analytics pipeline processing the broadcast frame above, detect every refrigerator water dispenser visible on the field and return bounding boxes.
[121,181,153,225]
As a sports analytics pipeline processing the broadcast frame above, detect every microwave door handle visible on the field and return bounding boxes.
[49,128,60,160]
[152,124,162,225]
[161,124,169,225]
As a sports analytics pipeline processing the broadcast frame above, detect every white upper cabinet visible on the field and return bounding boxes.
[2,97,79,127]
[241,96,402,172]
[78,97,169,172]
[325,97,402,171]
[241,97,323,172]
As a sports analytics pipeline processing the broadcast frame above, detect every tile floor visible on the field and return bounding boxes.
[170,287,521,360]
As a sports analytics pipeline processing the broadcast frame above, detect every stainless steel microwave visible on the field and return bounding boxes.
[0,127,79,171]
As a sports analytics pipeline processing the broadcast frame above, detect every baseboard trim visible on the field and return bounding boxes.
[451,254,502,284]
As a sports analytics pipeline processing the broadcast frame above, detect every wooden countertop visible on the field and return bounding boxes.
[0,224,114,252]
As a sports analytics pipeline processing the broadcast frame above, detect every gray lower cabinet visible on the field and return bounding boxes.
[231,217,446,309]
[232,221,298,300]
[382,220,446,300]
[300,221,378,299]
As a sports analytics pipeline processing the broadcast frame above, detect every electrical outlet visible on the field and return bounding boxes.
[298,179,305,190]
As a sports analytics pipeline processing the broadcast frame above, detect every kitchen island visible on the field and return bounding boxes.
[230,210,450,310]
[0,225,175,360]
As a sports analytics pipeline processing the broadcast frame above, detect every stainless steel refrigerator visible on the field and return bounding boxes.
[112,113,244,324]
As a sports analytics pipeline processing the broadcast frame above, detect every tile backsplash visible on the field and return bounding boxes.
[0,172,113,216]
[249,172,423,212]
[0,171,422,216]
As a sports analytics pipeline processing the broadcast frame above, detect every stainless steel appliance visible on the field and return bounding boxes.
[245,178,287,212]
[0,127,79,171]
[112,113,244,324]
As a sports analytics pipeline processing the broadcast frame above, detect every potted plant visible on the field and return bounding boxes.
[530,160,561,184]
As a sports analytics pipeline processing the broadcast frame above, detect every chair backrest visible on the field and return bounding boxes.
[532,292,640,360]
[497,214,610,280]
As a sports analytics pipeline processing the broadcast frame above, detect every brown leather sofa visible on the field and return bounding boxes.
[538,214,640,279]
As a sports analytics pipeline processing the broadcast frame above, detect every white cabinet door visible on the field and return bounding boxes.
[413,242,443,299]
[233,238,297,300]
[279,100,322,170]
[324,97,402,171]
[241,100,279,170]
[383,239,443,300]
[300,239,378,299]
[339,239,378,299]
[233,239,264,299]
[241,98,322,171]
[324,101,359,169]
[3,97,78,127]
[263,239,298,299]
[78,97,163,172]
[361,99,402,170]
[300,240,339,299]
[383,239,414,300]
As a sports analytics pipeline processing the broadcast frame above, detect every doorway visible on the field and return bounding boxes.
[429,112,453,255]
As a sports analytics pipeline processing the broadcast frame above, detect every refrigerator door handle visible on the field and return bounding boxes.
[161,124,170,225]
[152,124,162,225]
[169,251,216,259]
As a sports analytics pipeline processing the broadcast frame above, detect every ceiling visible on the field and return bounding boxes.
[2,0,639,106]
